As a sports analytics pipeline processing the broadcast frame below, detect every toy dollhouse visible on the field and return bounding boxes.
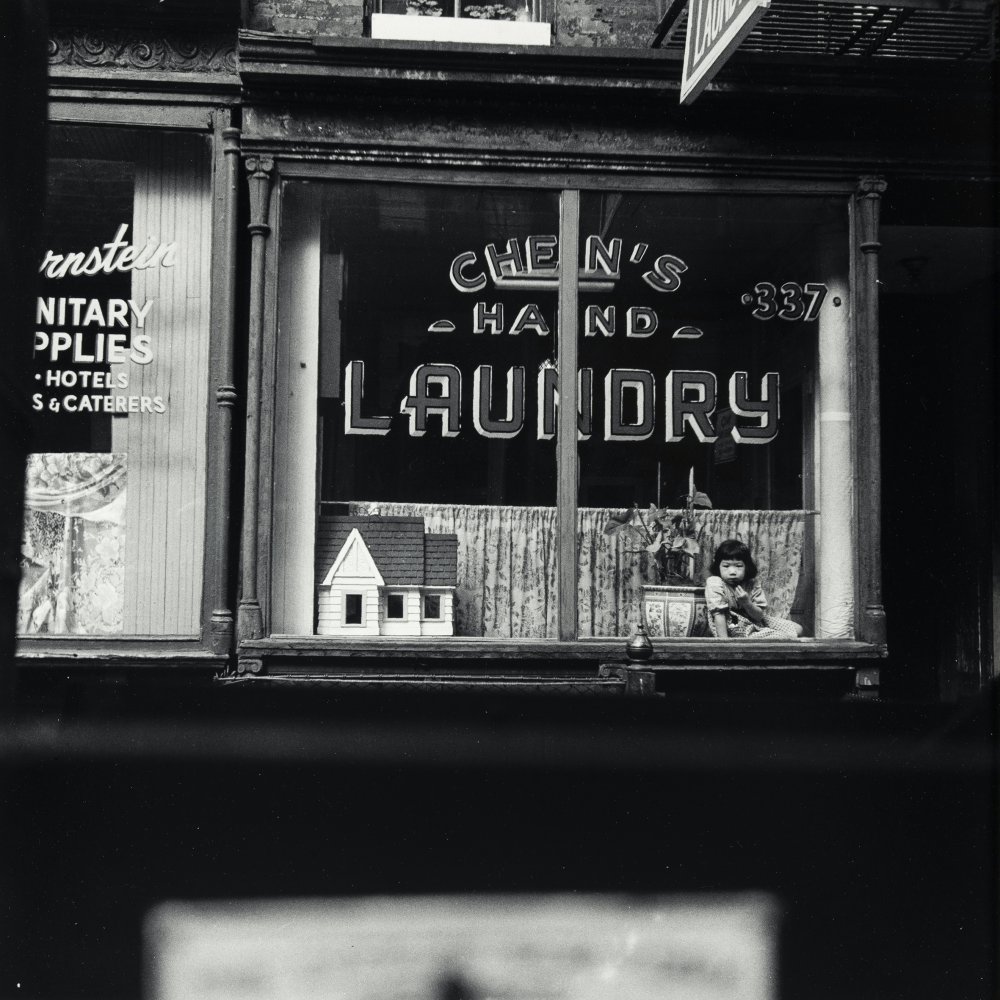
[315,515,458,637]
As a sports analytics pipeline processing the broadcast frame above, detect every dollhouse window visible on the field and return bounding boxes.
[424,595,442,619]
[387,594,405,619]
[345,594,363,625]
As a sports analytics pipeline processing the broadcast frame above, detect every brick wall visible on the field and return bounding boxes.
[247,0,662,46]
[555,0,661,48]
[248,0,365,36]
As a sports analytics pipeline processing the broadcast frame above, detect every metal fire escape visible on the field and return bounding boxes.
[652,0,997,62]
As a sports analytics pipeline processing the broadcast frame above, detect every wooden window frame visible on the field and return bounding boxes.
[16,92,240,667]
[238,159,887,670]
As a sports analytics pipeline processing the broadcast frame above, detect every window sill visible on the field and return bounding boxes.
[247,636,886,664]
[15,634,226,666]
[370,13,551,46]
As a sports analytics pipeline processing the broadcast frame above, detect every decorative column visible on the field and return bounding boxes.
[854,176,888,646]
[237,155,275,643]
[207,125,241,654]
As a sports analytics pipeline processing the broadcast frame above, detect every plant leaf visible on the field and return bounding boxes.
[620,525,648,545]
[692,491,713,509]
[603,508,635,534]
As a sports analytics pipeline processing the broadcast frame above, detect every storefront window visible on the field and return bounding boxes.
[274,179,853,643]
[19,125,213,637]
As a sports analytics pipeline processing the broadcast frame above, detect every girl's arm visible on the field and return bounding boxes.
[712,610,730,638]
[704,577,731,638]
[733,585,766,624]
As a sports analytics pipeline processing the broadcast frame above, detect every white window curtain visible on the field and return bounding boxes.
[350,501,808,638]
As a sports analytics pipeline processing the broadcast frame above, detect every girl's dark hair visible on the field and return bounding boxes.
[710,539,758,580]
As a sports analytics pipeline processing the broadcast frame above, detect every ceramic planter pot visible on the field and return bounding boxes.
[642,584,708,638]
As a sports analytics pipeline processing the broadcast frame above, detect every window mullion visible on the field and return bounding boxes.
[557,189,580,641]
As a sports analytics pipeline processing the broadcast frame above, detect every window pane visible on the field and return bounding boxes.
[345,594,362,624]
[424,594,442,619]
[577,192,849,640]
[275,181,560,638]
[20,125,212,637]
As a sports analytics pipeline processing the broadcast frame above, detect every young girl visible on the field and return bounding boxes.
[705,539,804,639]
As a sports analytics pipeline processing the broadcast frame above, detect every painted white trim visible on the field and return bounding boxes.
[321,529,385,587]
[371,13,551,46]
[272,186,321,634]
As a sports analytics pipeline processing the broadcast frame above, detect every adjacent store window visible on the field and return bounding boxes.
[18,125,212,637]
[273,179,854,642]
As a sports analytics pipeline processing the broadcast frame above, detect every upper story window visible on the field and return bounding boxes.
[371,0,552,44]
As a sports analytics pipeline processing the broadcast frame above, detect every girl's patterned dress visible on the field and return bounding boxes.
[704,575,801,639]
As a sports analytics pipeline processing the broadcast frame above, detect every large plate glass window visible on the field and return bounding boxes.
[19,125,213,637]
[274,179,854,644]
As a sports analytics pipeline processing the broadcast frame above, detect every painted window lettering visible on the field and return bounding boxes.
[744,281,827,321]
[347,233,802,444]
[38,224,177,279]
[348,362,779,445]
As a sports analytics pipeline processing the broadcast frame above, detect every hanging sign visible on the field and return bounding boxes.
[680,0,770,105]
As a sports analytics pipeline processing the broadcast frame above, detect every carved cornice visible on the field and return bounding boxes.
[48,31,237,75]
[238,29,996,104]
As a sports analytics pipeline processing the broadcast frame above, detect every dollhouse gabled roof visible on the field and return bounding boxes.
[320,528,384,587]
[316,515,457,588]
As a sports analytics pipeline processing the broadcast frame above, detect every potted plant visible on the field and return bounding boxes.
[604,467,713,638]
[406,0,443,15]
[463,3,518,19]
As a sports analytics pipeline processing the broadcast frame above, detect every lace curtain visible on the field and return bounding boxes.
[19,453,126,635]
[350,501,808,638]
